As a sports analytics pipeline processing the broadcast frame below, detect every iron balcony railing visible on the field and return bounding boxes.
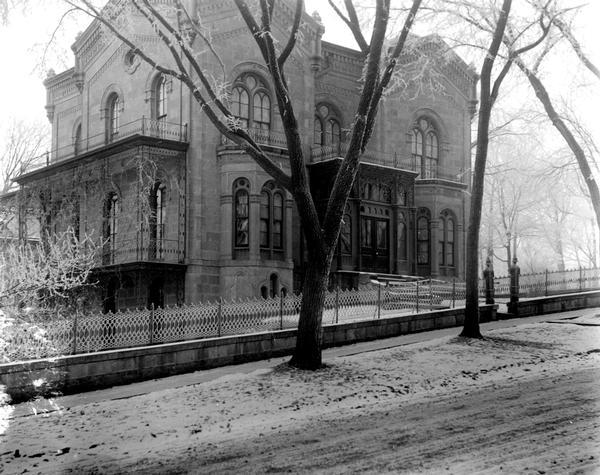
[22,117,188,176]
[310,142,468,184]
[100,236,184,266]
[220,126,288,149]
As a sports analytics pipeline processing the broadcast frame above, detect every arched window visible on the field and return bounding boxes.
[340,214,351,255]
[411,118,439,178]
[106,93,121,143]
[233,178,250,248]
[314,103,342,147]
[439,211,455,267]
[260,181,285,253]
[149,183,166,259]
[73,123,82,156]
[231,73,270,130]
[103,192,119,264]
[417,215,430,264]
[152,74,167,123]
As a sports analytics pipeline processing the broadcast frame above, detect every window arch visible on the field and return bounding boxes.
[152,74,167,123]
[314,103,341,147]
[417,215,430,265]
[149,183,166,259]
[231,73,271,130]
[233,178,250,248]
[260,181,284,252]
[411,117,439,178]
[103,192,120,264]
[439,210,456,267]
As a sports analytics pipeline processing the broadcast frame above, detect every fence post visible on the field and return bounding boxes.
[429,277,433,309]
[416,280,420,314]
[579,267,583,291]
[279,293,284,330]
[149,303,154,344]
[377,283,381,320]
[72,312,78,354]
[335,283,339,324]
[217,298,222,337]
[545,268,549,296]
[508,257,520,315]
[452,278,456,309]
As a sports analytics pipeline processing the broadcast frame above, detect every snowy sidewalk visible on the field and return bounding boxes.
[1,308,599,474]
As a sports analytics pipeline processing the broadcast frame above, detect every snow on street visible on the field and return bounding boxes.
[1,310,599,474]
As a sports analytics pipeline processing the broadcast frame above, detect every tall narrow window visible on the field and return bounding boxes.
[103,193,119,264]
[107,94,120,143]
[232,86,249,128]
[233,179,250,248]
[314,116,323,145]
[260,190,270,248]
[153,75,167,123]
[260,181,285,253]
[411,118,439,178]
[253,91,271,130]
[398,219,407,260]
[74,123,82,156]
[270,273,279,298]
[340,214,352,254]
[439,211,455,267]
[149,183,166,259]
[417,216,429,264]
[272,192,283,249]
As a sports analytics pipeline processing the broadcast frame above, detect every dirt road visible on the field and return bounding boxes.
[1,316,599,473]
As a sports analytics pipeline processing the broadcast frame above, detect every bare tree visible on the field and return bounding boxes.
[0,227,98,313]
[0,119,48,194]
[58,0,424,369]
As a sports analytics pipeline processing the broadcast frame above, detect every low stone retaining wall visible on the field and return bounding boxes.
[1,305,496,402]
[512,290,600,317]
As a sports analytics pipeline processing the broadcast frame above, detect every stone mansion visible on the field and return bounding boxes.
[14,0,477,312]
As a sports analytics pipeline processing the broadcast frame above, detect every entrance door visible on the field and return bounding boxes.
[360,217,389,273]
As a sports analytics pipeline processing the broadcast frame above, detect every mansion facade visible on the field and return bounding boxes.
[14,0,477,312]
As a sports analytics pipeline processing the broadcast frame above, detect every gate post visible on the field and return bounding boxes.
[72,312,78,354]
[279,294,284,330]
[149,303,154,344]
[508,257,520,315]
[217,298,222,337]
[416,280,420,313]
[377,283,381,319]
[483,257,495,305]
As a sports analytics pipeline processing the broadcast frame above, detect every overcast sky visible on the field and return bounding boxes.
[0,1,598,137]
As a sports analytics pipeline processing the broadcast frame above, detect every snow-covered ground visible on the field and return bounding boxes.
[1,310,599,473]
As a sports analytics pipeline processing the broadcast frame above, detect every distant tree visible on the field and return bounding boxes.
[0,119,48,194]
[0,227,98,316]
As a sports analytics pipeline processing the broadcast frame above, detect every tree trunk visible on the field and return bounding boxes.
[462,0,513,338]
[290,256,331,369]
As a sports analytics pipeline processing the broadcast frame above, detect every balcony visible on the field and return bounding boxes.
[310,142,417,172]
[100,236,184,267]
[22,117,188,176]
[310,142,468,184]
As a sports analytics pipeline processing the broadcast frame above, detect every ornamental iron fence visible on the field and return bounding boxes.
[2,280,463,363]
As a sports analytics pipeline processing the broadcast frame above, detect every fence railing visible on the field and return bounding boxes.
[2,280,465,363]
[20,117,188,176]
[100,237,184,266]
[220,127,288,149]
[488,266,600,299]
